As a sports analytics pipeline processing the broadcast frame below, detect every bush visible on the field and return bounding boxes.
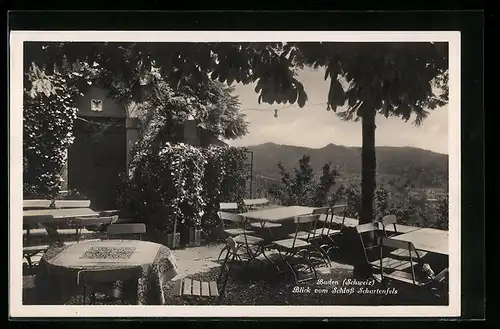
[120,143,248,244]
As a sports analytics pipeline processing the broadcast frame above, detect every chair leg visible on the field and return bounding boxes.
[217,245,229,260]
[25,255,33,270]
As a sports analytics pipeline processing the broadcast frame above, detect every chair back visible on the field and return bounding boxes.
[54,200,91,209]
[292,214,320,247]
[77,266,143,285]
[23,215,62,246]
[76,216,118,228]
[319,204,347,236]
[381,214,398,236]
[218,211,246,231]
[355,222,381,263]
[23,199,52,210]
[23,215,55,230]
[243,198,270,208]
[378,236,419,284]
[106,223,146,240]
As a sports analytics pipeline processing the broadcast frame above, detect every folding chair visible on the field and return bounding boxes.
[73,215,118,241]
[106,223,146,240]
[355,222,384,275]
[216,211,258,261]
[175,237,238,304]
[310,205,348,251]
[76,266,143,304]
[381,215,398,237]
[23,215,61,269]
[374,237,449,298]
[272,214,320,284]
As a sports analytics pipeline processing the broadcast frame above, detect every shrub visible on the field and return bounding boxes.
[121,142,248,244]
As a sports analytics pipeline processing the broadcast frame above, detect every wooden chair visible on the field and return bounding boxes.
[355,222,383,268]
[243,198,270,210]
[106,223,147,240]
[73,216,118,241]
[23,215,60,269]
[175,237,238,304]
[374,237,449,297]
[381,215,398,237]
[76,266,143,304]
[272,214,320,283]
[23,199,52,210]
[217,211,260,259]
[54,200,91,209]
[284,208,332,267]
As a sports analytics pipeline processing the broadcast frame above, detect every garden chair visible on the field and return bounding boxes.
[379,215,428,259]
[76,266,143,304]
[105,223,147,240]
[174,237,238,304]
[284,207,332,267]
[355,222,386,275]
[73,215,118,242]
[374,236,449,298]
[216,211,258,260]
[272,214,320,284]
[381,215,399,237]
[53,199,91,209]
[23,215,60,269]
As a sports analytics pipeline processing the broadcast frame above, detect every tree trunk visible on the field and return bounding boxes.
[359,107,377,224]
[352,105,377,280]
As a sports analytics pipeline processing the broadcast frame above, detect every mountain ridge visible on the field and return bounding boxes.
[246,142,448,188]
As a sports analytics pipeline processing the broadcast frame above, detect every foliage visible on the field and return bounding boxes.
[23,62,97,197]
[201,146,250,229]
[434,195,449,230]
[120,142,248,242]
[267,155,339,207]
[340,181,448,230]
[121,72,248,142]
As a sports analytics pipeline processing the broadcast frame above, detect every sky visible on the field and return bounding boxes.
[225,67,449,155]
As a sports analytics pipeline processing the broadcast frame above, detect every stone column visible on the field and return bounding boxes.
[126,118,140,175]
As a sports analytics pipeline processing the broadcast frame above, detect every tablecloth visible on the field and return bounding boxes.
[35,239,178,305]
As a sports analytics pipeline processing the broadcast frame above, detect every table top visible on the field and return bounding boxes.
[240,206,318,223]
[45,239,176,270]
[391,227,449,255]
[23,207,99,220]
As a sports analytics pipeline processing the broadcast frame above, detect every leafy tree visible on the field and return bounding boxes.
[26,41,448,225]
[268,155,339,207]
[23,61,97,197]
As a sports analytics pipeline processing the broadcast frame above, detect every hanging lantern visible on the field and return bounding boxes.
[274,109,278,118]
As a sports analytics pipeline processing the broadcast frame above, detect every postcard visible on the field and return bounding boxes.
[10,30,460,318]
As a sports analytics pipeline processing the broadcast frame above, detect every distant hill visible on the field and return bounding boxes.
[247,142,448,189]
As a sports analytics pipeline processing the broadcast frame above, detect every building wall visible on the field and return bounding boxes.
[75,86,126,118]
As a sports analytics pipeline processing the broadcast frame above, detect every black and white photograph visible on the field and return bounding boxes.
[10,31,460,318]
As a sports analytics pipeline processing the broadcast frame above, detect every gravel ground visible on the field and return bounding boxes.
[23,242,448,306]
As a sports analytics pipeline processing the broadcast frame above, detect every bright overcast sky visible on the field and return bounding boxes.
[225,67,449,155]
